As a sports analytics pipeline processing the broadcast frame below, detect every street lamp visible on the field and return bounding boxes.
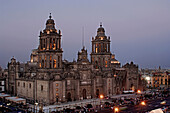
[114,107,119,113]
[140,101,146,112]
[99,94,104,99]
[35,102,38,113]
[137,90,141,94]
[141,101,146,106]
[99,94,104,110]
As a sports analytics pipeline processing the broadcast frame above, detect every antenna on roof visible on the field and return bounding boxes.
[49,13,52,19]
[82,26,85,48]
[100,22,102,27]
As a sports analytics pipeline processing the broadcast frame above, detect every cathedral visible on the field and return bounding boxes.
[5,14,139,105]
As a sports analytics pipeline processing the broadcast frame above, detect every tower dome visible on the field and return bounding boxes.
[97,23,105,36]
[45,13,56,30]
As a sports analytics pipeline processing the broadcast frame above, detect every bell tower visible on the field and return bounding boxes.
[38,13,63,69]
[90,23,112,70]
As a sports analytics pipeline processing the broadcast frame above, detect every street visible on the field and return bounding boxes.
[96,96,170,113]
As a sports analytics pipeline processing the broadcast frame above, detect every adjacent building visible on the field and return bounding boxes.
[140,67,170,89]
[0,66,6,93]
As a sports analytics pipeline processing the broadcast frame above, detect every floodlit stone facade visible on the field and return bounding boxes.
[5,14,139,105]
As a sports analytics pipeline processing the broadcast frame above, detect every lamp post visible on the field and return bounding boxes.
[140,101,146,112]
[137,90,141,94]
[35,102,38,113]
[114,107,119,113]
[99,94,104,110]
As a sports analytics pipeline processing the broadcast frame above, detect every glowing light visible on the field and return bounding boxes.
[137,90,141,94]
[141,101,146,106]
[145,76,150,81]
[47,31,50,34]
[54,59,57,68]
[100,94,104,99]
[160,101,166,105]
[114,107,119,112]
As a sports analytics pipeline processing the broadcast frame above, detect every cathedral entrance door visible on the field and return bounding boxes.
[116,88,119,95]
[83,89,87,99]
[67,92,72,102]
[96,89,99,98]
[11,86,14,95]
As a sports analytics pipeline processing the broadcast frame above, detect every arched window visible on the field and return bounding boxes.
[53,59,56,68]
[45,56,46,68]
[83,89,87,99]
[98,57,101,65]
[95,44,98,53]
[50,55,52,68]
[58,56,60,68]
[42,60,44,68]
[105,60,108,67]
[39,56,41,68]
[99,43,101,52]
[53,39,56,50]
[50,38,52,50]
[96,89,99,98]
[67,92,72,102]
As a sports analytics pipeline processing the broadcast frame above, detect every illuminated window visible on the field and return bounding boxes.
[47,31,50,34]
[53,59,57,68]
[99,43,101,52]
[39,56,41,68]
[56,88,58,91]
[56,83,58,87]
[45,56,46,68]
[50,38,52,50]
[105,60,108,67]
[53,39,56,50]
[95,48,98,53]
[31,56,33,62]
[95,44,98,53]
[57,39,60,49]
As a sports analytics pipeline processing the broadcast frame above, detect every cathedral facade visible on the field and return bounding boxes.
[5,14,139,105]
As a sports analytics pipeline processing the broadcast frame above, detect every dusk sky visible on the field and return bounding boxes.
[0,0,170,69]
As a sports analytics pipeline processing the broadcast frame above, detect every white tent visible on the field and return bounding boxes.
[5,96,26,105]
[149,108,163,113]
[0,93,10,98]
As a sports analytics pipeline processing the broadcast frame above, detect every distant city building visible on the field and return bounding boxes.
[0,66,6,93]
[5,14,140,105]
[140,67,170,89]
